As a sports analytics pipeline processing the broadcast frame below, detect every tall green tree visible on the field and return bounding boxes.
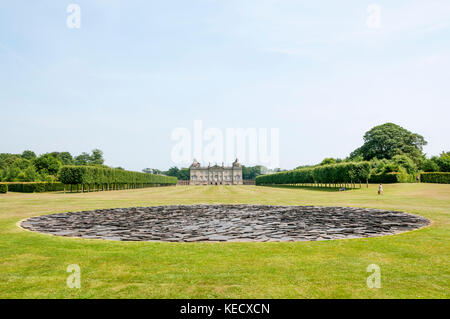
[22,166,40,181]
[433,151,450,172]
[34,154,62,175]
[165,167,180,178]
[242,165,264,180]
[0,153,21,170]
[421,158,440,172]
[74,152,91,165]
[350,123,427,162]
[12,158,31,170]
[46,152,73,165]
[21,150,37,160]
[3,166,21,182]
[58,152,74,165]
[390,154,418,175]
[74,149,104,165]
[90,149,104,165]
[178,168,190,180]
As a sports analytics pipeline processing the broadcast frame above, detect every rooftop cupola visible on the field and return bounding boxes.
[190,159,200,168]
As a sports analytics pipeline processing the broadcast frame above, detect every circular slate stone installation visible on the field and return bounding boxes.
[20,205,430,242]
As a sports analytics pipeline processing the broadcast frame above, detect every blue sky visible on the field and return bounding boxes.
[1,0,449,170]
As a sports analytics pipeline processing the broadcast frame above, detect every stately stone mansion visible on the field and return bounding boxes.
[189,159,243,185]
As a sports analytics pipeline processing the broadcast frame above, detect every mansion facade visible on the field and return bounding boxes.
[189,159,243,185]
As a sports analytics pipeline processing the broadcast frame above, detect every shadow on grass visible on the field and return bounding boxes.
[258,185,362,192]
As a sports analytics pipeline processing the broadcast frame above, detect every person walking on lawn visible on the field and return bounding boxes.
[378,183,383,195]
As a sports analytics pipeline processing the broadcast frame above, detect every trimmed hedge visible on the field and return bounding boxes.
[420,172,450,184]
[59,166,177,192]
[4,182,65,193]
[1,167,177,193]
[0,184,7,194]
[255,162,371,187]
[369,172,415,183]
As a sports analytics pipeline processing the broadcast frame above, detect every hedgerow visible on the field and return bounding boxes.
[0,184,7,194]
[420,172,450,184]
[255,162,371,187]
[368,172,415,183]
[58,166,177,192]
[5,182,65,193]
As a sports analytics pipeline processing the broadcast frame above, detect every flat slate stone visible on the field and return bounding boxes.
[20,204,430,242]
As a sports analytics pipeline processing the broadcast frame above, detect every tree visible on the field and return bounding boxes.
[161,167,189,180]
[12,158,31,170]
[421,158,439,172]
[74,152,90,165]
[34,154,62,175]
[434,151,450,172]
[178,168,190,180]
[21,150,36,160]
[90,149,104,165]
[242,165,264,180]
[370,158,389,175]
[25,166,40,181]
[391,154,417,175]
[350,123,427,162]
[166,167,180,178]
[4,166,21,182]
[0,153,21,170]
[74,149,104,165]
[58,152,73,165]
[40,152,73,165]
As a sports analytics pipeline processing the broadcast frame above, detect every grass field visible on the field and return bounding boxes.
[0,184,449,298]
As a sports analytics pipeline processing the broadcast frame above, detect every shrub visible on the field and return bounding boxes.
[420,172,450,184]
[0,183,7,194]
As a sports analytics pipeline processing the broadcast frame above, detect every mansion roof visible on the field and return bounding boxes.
[190,159,242,170]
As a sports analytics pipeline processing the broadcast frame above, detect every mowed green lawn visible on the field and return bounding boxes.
[0,184,448,298]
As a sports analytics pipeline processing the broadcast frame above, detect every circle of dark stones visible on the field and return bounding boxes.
[20,205,430,242]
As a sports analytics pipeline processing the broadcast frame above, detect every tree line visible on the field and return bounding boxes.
[259,123,449,186]
[0,149,106,182]
[256,162,371,188]
[348,123,449,175]
[307,123,449,177]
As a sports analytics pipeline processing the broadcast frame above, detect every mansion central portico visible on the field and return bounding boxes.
[189,159,243,185]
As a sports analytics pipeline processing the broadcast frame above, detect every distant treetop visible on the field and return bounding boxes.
[350,123,427,162]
